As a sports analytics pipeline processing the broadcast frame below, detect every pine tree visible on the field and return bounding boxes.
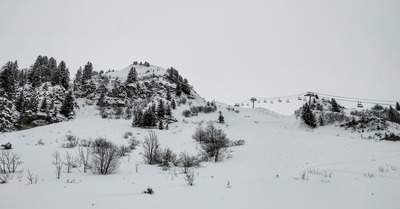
[74,67,83,85]
[15,91,25,112]
[142,108,156,127]
[387,106,400,123]
[157,99,165,118]
[330,98,340,113]
[301,103,316,128]
[218,111,224,123]
[0,61,17,99]
[166,88,171,101]
[165,104,172,116]
[171,99,176,109]
[175,83,182,97]
[82,62,93,82]
[60,91,74,117]
[97,92,106,107]
[58,61,70,89]
[396,102,400,111]
[40,97,48,112]
[158,120,164,130]
[126,67,137,84]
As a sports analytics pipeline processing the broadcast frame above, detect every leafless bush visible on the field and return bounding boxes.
[0,174,10,184]
[91,138,121,175]
[0,150,22,173]
[184,168,195,186]
[198,122,229,162]
[123,131,133,139]
[52,151,63,179]
[230,139,245,147]
[300,170,308,180]
[119,145,131,157]
[27,169,38,184]
[159,147,177,170]
[142,131,161,165]
[77,147,91,173]
[127,136,140,150]
[79,139,92,147]
[64,151,74,173]
[61,135,79,148]
[178,151,201,174]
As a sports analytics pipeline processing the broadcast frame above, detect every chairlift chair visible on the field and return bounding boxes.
[270,100,274,104]
[278,98,282,102]
[357,101,363,108]
[303,97,307,101]
[241,103,244,106]
[298,96,302,101]
[263,99,267,103]
[247,103,250,106]
[286,99,290,103]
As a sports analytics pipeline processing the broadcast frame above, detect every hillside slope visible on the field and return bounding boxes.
[0,99,399,209]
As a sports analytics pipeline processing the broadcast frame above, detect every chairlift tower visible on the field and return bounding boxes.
[304,91,315,106]
[250,97,257,108]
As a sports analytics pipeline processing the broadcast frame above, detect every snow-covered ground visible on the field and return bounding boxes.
[1,100,399,209]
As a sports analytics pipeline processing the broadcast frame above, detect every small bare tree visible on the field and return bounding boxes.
[64,151,74,173]
[52,151,63,179]
[91,138,121,175]
[142,131,161,165]
[77,147,91,173]
[27,169,38,184]
[184,168,195,186]
[0,150,22,173]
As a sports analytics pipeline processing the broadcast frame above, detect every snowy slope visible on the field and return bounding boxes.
[0,99,399,209]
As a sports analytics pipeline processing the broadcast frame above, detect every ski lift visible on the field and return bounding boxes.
[241,103,244,106]
[247,103,250,106]
[298,96,302,101]
[263,99,267,103]
[278,98,282,102]
[270,100,274,104]
[357,101,363,108]
[322,97,329,103]
[257,100,261,103]
[303,97,307,101]
[286,99,290,103]
[234,103,240,107]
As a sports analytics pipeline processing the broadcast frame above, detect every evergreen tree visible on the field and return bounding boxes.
[132,108,144,127]
[60,91,74,117]
[175,83,182,97]
[171,99,176,109]
[0,61,17,99]
[165,104,172,116]
[126,67,138,84]
[74,67,83,85]
[151,103,156,113]
[97,92,106,107]
[218,111,224,123]
[166,88,171,101]
[301,103,317,128]
[15,91,25,112]
[157,99,165,118]
[40,97,48,112]
[27,91,39,112]
[82,62,93,82]
[58,61,70,89]
[387,106,400,123]
[396,102,400,111]
[315,94,319,99]
[330,98,340,113]
[158,120,164,130]
[141,108,156,127]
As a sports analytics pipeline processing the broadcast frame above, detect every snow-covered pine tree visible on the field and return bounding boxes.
[82,62,93,82]
[396,102,400,111]
[330,98,340,113]
[301,103,317,128]
[126,67,137,84]
[157,99,165,118]
[60,91,74,117]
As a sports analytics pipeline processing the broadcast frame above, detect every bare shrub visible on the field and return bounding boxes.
[159,147,177,170]
[91,138,121,175]
[77,147,91,173]
[0,174,10,184]
[79,139,92,147]
[192,123,207,144]
[62,135,79,148]
[64,151,74,173]
[27,169,38,184]
[142,131,161,165]
[184,168,195,186]
[119,145,131,157]
[52,151,63,179]
[198,122,229,162]
[230,139,245,147]
[178,151,201,174]
[127,136,140,150]
[123,131,133,139]
[300,170,308,180]
[0,150,22,173]
[182,110,191,117]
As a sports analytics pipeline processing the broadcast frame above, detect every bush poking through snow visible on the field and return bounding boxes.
[90,138,121,175]
[127,136,140,150]
[184,168,196,186]
[230,139,246,147]
[62,135,79,148]
[123,131,133,139]
[0,150,22,173]
[142,131,161,165]
[196,122,230,162]
[143,187,154,194]
[52,151,63,179]
[0,174,10,184]
[178,151,201,174]
[159,147,177,170]
[27,169,38,184]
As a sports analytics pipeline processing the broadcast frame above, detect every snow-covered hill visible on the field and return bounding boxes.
[1,97,399,209]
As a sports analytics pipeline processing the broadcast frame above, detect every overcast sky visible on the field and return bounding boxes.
[1,0,399,105]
